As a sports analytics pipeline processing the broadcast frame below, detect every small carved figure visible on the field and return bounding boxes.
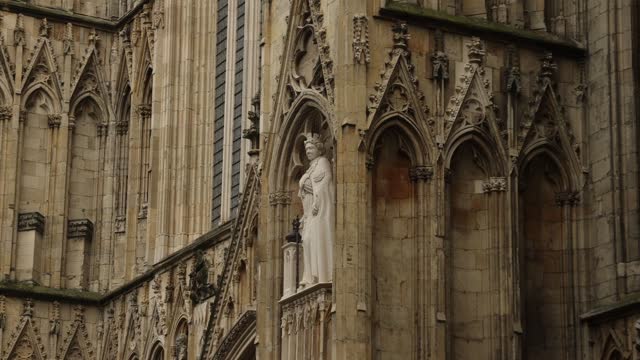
[298,133,334,286]
[189,250,216,303]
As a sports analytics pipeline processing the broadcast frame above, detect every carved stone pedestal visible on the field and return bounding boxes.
[16,212,45,284]
[282,242,303,299]
[280,283,332,360]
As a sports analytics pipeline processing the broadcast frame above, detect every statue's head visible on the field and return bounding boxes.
[304,133,324,161]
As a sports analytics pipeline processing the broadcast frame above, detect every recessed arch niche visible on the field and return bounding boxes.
[519,151,575,359]
[20,88,57,214]
[69,97,102,220]
[369,126,418,359]
[445,140,498,359]
[271,97,334,222]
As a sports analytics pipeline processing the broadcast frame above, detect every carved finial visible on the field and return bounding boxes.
[39,18,52,38]
[392,21,410,54]
[540,51,557,80]
[431,30,449,81]
[63,23,74,55]
[467,37,485,65]
[110,39,119,64]
[49,301,61,335]
[14,14,25,46]
[352,15,370,65]
[22,299,34,318]
[89,28,100,46]
[506,44,521,94]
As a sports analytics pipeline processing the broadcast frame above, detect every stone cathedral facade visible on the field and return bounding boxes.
[0,0,638,359]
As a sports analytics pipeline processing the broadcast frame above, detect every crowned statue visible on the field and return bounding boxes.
[298,133,334,286]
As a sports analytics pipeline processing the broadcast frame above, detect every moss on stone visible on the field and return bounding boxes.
[381,1,585,57]
[0,281,102,304]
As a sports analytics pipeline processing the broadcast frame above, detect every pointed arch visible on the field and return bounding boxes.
[518,83,581,192]
[147,342,164,360]
[4,318,47,360]
[134,39,153,96]
[600,329,629,360]
[0,44,15,101]
[267,92,334,192]
[21,39,62,105]
[58,321,95,360]
[443,63,507,175]
[365,113,431,168]
[69,46,111,119]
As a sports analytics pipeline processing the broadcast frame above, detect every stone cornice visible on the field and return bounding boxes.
[581,294,640,324]
[379,1,586,58]
[0,221,234,305]
[0,0,151,32]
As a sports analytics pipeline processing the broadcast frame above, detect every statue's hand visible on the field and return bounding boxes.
[312,202,319,216]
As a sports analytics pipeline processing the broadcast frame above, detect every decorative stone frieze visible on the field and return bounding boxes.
[0,106,11,121]
[555,191,580,207]
[409,166,434,182]
[137,104,151,119]
[68,219,94,241]
[97,122,108,137]
[352,15,370,65]
[268,191,291,206]
[18,212,45,234]
[482,177,507,193]
[280,284,332,359]
[48,114,62,128]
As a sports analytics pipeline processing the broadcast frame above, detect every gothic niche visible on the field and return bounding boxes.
[370,129,417,359]
[17,89,56,284]
[447,143,495,359]
[520,155,574,359]
[280,105,334,294]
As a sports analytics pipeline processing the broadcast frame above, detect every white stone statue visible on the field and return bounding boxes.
[298,133,334,286]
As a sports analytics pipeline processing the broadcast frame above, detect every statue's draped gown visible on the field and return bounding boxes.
[299,155,334,285]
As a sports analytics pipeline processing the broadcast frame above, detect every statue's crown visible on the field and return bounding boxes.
[303,132,322,144]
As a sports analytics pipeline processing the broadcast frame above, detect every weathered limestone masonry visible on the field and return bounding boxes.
[0,0,638,359]
[256,0,639,359]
